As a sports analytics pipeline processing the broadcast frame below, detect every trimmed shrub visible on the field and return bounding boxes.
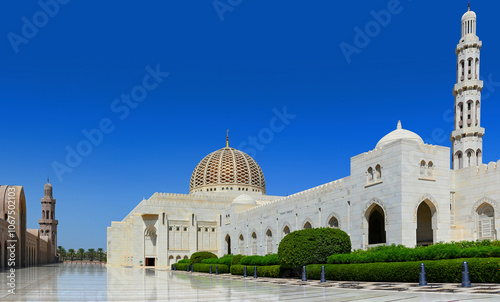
[190,251,217,264]
[307,258,500,283]
[231,254,245,266]
[178,259,190,264]
[174,263,190,271]
[230,265,282,278]
[194,263,229,274]
[328,241,500,264]
[240,254,279,266]
[278,228,351,268]
[202,255,234,268]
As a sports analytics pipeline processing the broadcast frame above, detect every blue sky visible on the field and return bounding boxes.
[1,0,499,250]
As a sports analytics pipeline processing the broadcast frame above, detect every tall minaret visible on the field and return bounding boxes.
[39,179,58,260]
[451,4,485,170]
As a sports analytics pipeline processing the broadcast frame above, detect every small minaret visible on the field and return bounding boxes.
[451,4,484,169]
[39,179,58,260]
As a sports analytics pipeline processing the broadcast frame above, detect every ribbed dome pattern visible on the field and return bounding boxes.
[190,147,266,193]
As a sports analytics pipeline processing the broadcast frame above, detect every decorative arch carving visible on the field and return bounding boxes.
[362,198,388,225]
[326,211,341,229]
[471,197,498,214]
[301,218,313,229]
[413,194,439,223]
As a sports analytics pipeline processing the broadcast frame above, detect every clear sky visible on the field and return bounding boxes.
[1,0,499,250]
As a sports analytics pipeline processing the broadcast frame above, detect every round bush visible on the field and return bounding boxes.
[190,251,217,264]
[231,254,245,266]
[278,227,351,268]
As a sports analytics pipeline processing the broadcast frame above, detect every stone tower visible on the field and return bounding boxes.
[451,4,485,170]
[39,179,58,259]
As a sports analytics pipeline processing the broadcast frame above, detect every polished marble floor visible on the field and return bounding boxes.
[0,263,498,301]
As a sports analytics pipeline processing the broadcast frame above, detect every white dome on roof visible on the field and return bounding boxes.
[232,193,256,205]
[462,8,476,21]
[375,121,424,149]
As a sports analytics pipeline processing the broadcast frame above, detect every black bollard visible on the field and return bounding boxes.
[244,266,247,278]
[174,264,177,271]
[210,265,212,274]
[254,266,257,278]
[216,265,219,275]
[302,266,307,282]
[462,261,471,287]
[191,265,194,273]
[419,263,427,286]
[187,265,189,272]
[321,266,326,283]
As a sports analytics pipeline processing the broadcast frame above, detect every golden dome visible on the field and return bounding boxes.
[190,147,266,194]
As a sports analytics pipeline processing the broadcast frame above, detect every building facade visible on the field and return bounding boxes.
[107,7,499,267]
[0,181,58,268]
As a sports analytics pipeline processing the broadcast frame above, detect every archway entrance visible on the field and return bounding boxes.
[145,258,155,266]
[417,201,434,246]
[368,205,386,244]
[225,235,231,255]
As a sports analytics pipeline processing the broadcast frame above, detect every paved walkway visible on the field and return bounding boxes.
[0,263,498,301]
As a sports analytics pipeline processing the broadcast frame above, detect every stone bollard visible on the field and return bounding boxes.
[244,266,247,278]
[254,266,257,278]
[209,265,212,274]
[174,264,177,271]
[302,266,307,282]
[462,261,471,287]
[321,266,326,283]
[419,263,427,286]
[191,265,194,273]
[216,265,219,275]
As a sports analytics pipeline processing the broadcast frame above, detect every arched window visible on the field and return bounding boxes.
[427,162,434,177]
[466,149,475,167]
[458,103,464,128]
[303,221,312,229]
[251,232,257,255]
[239,235,244,254]
[420,160,426,175]
[477,149,482,166]
[367,167,374,182]
[328,216,339,228]
[456,152,463,169]
[476,101,480,126]
[282,225,290,237]
[42,210,45,219]
[265,229,273,254]
[477,204,495,240]
[375,165,382,179]
[475,58,479,79]
[416,201,435,246]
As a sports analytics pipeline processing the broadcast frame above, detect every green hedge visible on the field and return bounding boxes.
[202,255,234,268]
[231,254,245,266]
[190,251,217,264]
[230,265,282,278]
[172,263,190,271]
[194,263,229,274]
[178,259,190,264]
[278,228,351,268]
[307,258,500,283]
[328,241,500,264]
[240,254,279,266]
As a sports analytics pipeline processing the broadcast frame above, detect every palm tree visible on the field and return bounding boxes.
[68,249,75,261]
[77,248,85,261]
[97,248,104,262]
[87,249,95,262]
[57,246,67,261]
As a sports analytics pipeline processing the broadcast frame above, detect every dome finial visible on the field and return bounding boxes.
[468,0,470,11]
[226,129,229,148]
[397,120,402,130]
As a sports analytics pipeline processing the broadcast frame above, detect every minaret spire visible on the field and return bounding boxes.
[451,6,484,169]
[226,129,229,148]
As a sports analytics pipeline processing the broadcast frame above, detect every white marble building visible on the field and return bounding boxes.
[107,7,499,267]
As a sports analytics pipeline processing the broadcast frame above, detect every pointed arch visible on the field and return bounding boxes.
[238,234,244,254]
[413,195,439,223]
[326,212,341,229]
[362,198,388,226]
[302,218,313,229]
[250,230,258,255]
[282,223,291,238]
[265,228,273,254]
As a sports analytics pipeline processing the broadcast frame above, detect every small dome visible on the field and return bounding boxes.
[232,194,256,205]
[375,121,423,149]
[462,9,476,21]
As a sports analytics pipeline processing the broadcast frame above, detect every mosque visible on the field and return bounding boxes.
[0,180,59,268]
[107,6,499,267]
